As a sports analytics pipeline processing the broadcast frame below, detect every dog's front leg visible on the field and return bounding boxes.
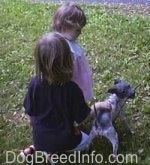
[120,116,132,134]
[119,107,132,133]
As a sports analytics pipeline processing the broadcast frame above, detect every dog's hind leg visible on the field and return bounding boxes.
[103,127,118,157]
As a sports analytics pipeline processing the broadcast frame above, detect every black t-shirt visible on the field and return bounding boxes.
[24,75,91,152]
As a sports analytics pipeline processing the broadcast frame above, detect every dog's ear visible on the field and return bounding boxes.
[114,79,121,85]
[107,88,117,94]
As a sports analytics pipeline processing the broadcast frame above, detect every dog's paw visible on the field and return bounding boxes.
[123,128,134,136]
[129,129,135,135]
[111,154,118,161]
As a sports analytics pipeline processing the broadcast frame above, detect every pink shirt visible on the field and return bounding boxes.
[67,40,94,101]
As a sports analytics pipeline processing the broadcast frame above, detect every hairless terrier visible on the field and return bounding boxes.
[87,79,137,157]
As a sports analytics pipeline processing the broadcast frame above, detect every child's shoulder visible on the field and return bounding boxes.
[67,40,82,50]
[28,75,42,90]
[30,75,41,84]
[67,81,82,93]
[68,81,79,87]
[66,40,84,57]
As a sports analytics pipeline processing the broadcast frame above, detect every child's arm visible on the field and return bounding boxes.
[27,115,34,127]
[76,101,111,125]
[90,101,112,116]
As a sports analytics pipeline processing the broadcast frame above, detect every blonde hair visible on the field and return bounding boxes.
[35,32,73,85]
[51,2,86,32]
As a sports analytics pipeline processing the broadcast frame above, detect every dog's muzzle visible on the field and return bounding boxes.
[128,84,140,99]
[128,89,135,99]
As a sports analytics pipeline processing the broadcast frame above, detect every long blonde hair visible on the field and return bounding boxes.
[51,2,86,32]
[35,32,73,85]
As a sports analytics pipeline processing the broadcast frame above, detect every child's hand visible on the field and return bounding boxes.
[27,116,34,127]
[99,101,112,110]
[95,101,112,110]
[91,101,112,116]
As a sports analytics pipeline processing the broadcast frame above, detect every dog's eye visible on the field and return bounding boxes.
[122,90,126,93]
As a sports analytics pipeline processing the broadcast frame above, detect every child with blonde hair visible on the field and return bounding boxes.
[51,2,93,101]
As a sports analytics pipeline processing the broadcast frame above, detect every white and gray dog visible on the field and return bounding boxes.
[87,79,136,157]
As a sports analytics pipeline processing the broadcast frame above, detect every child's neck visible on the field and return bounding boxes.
[61,32,75,41]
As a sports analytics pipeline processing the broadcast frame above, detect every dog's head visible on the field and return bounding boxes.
[107,79,135,99]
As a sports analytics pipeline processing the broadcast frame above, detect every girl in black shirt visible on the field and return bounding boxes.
[22,32,111,155]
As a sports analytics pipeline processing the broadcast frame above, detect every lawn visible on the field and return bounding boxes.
[0,0,149,164]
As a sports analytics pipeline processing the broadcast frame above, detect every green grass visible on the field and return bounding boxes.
[0,0,150,164]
